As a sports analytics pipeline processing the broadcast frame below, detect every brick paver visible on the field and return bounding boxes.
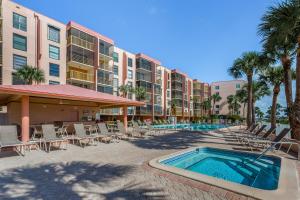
[0,129,297,199]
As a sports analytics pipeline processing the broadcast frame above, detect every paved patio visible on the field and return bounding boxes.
[0,128,298,200]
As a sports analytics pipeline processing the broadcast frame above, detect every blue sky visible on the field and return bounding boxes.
[14,0,277,83]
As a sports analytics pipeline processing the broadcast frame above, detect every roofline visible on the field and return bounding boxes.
[0,85,144,107]
[136,53,161,65]
[67,21,114,45]
[171,69,188,77]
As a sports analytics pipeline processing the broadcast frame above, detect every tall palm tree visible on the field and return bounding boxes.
[202,99,211,117]
[228,51,266,127]
[258,0,300,138]
[132,87,146,121]
[15,65,45,85]
[259,66,296,128]
[211,93,222,115]
[245,81,271,124]
[236,89,247,118]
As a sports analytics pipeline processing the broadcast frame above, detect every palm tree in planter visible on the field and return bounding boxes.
[132,86,146,121]
[15,65,45,85]
[236,88,248,118]
[259,66,296,129]
[258,0,300,138]
[228,51,267,128]
[211,93,222,115]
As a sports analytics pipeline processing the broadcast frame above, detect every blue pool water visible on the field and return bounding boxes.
[161,147,281,190]
[153,123,227,131]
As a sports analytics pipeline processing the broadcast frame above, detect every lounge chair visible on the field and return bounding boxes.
[73,124,97,147]
[0,125,24,156]
[229,123,259,137]
[41,124,67,152]
[239,126,275,145]
[236,125,267,142]
[96,123,114,143]
[246,128,297,152]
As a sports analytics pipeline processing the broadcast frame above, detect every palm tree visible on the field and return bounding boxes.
[249,81,271,124]
[258,0,300,138]
[118,84,134,98]
[255,107,265,120]
[132,87,146,121]
[228,51,266,128]
[210,93,222,115]
[15,65,45,85]
[202,99,211,117]
[236,89,247,118]
[259,66,296,128]
[227,95,240,115]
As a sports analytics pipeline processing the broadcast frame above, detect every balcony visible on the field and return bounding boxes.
[68,35,94,51]
[99,62,113,72]
[67,70,94,82]
[98,79,113,86]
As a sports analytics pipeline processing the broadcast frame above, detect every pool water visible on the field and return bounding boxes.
[153,123,227,131]
[161,147,281,190]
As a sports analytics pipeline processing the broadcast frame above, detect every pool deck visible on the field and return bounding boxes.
[0,126,299,200]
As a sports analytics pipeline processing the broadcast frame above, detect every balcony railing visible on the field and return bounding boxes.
[98,79,113,86]
[68,35,94,51]
[71,53,94,66]
[99,63,113,72]
[67,70,94,82]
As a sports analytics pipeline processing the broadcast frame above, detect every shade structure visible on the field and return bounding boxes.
[0,84,144,108]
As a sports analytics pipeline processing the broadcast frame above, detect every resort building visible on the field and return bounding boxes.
[1,0,67,85]
[0,0,245,123]
[171,69,193,121]
[210,80,246,116]
[193,79,211,118]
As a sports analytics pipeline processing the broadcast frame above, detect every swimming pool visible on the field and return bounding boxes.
[161,147,280,190]
[153,123,227,131]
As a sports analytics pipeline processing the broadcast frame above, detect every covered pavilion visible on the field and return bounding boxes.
[0,84,144,141]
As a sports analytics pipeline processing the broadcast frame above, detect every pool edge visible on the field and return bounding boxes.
[148,146,299,200]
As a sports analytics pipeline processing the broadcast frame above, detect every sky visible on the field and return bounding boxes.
[14,0,278,84]
[14,0,284,113]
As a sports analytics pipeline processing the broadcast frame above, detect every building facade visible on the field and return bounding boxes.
[0,0,248,122]
[210,80,246,117]
[1,0,67,85]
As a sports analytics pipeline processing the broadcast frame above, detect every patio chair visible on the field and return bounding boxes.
[246,128,296,152]
[117,121,133,138]
[41,124,68,152]
[132,121,148,137]
[229,123,259,137]
[0,125,24,156]
[96,123,113,143]
[73,123,97,147]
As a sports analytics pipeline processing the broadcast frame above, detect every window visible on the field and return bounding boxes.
[216,105,220,109]
[167,90,170,98]
[128,93,133,100]
[128,69,133,79]
[236,84,240,89]
[13,54,27,70]
[216,111,219,114]
[216,92,219,95]
[48,25,60,43]
[13,13,27,31]
[112,52,119,62]
[113,78,118,88]
[128,58,132,67]
[113,65,118,75]
[127,81,133,88]
[12,73,25,85]
[13,34,27,51]
[215,85,219,90]
[49,63,59,77]
[49,80,60,85]
[49,45,60,60]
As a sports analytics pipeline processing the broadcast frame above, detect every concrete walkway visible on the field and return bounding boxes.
[0,129,297,200]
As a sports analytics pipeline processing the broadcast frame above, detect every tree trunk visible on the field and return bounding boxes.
[293,37,300,140]
[252,100,255,125]
[246,75,253,128]
[271,85,280,129]
[281,55,295,136]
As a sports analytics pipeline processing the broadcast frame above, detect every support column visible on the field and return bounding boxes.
[123,106,128,132]
[21,95,29,142]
